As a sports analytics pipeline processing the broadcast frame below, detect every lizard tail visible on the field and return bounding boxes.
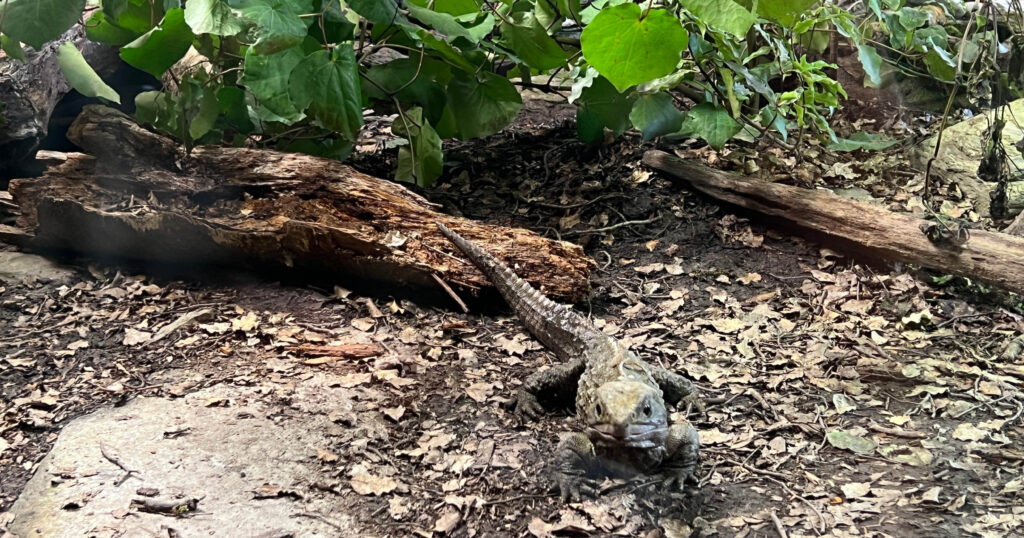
[436,222,599,359]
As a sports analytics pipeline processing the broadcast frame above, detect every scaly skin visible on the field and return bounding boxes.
[437,223,700,501]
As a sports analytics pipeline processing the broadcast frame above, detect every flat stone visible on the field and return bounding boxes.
[7,382,364,537]
[0,252,75,285]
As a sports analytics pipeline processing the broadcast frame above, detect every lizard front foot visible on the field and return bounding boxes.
[514,389,545,419]
[556,432,599,502]
[558,473,599,502]
[662,421,700,491]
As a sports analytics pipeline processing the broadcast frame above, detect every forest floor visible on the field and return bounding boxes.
[1,92,1023,538]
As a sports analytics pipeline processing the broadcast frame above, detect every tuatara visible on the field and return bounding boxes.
[437,223,700,501]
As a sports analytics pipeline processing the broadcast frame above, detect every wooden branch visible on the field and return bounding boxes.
[644,150,1024,294]
[7,106,593,302]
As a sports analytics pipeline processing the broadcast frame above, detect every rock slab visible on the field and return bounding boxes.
[7,383,360,537]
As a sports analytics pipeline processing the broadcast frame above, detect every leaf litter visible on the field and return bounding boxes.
[0,99,1022,537]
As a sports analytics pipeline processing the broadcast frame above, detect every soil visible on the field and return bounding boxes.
[1,92,1022,538]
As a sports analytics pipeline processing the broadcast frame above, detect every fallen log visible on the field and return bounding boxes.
[643,150,1024,294]
[0,25,122,181]
[8,105,593,302]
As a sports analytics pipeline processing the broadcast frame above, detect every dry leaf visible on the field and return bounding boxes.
[317,448,339,463]
[350,473,399,496]
[232,312,260,332]
[382,406,406,421]
[122,328,151,346]
[952,423,987,441]
[351,318,376,332]
[433,509,461,534]
[841,482,872,499]
[465,382,494,403]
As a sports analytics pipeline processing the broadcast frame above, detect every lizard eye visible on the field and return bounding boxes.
[595,404,603,417]
[642,404,652,417]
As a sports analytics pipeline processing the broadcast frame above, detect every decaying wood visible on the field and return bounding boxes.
[8,106,593,302]
[0,26,120,176]
[644,150,1024,294]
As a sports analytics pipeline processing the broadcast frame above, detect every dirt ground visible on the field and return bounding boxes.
[1,95,1023,537]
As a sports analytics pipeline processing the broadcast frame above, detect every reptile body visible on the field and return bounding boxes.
[437,223,700,501]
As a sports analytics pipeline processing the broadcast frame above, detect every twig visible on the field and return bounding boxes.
[725,459,788,480]
[482,492,552,506]
[563,216,661,237]
[770,511,789,538]
[936,312,991,329]
[514,192,626,210]
[293,511,347,530]
[131,496,202,517]
[867,421,926,439]
[100,443,140,486]
[432,273,469,313]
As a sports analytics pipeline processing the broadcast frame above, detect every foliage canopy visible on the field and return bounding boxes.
[0,0,1008,185]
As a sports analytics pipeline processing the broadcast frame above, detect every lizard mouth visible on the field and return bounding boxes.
[587,423,667,448]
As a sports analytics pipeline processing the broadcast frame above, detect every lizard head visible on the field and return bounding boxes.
[585,380,668,449]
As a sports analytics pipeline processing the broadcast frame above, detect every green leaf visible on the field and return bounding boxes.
[0,35,26,61]
[826,430,877,455]
[192,90,220,140]
[679,102,741,149]
[856,43,883,86]
[57,42,121,104]
[410,0,479,16]
[417,30,477,72]
[629,92,683,141]
[498,16,567,70]
[362,57,449,125]
[84,11,139,46]
[106,0,162,34]
[577,75,635,137]
[289,46,363,141]
[120,8,195,78]
[216,86,254,133]
[580,4,687,92]
[348,0,407,25]
[827,132,899,152]
[0,0,87,50]
[406,4,475,42]
[241,46,306,123]
[679,0,755,37]
[897,7,930,31]
[184,0,246,35]
[460,12,495,43]
[576,106,604,143]
[756,0,817,27]
[558,0,582,20]
[135,89,184,136]
[238,0,313,54]
[102,0,129,20]
[445,70,522,139]
[393,107,443,186]
[923,50,956,82]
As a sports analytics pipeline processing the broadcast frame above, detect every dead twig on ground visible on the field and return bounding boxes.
[770,510,789,538]
[432,273,469,313]
[99,443,139,486]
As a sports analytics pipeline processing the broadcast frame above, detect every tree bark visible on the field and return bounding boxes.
[8,105,594,302]
[644,149,1024,294]
[0,25,121,180]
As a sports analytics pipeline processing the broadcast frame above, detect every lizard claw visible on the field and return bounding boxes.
[514,390,544,420]
[662,470,694,492]
[558,474,598,503]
